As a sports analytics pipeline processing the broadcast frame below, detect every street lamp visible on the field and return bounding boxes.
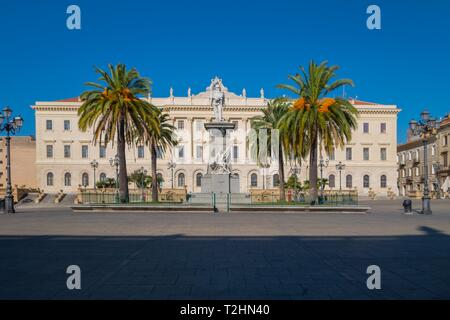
[90,159,98,191]
[140,166,148,201]
[319,158,329,196]
[409,110,439,214]
[0,107,24,213]
[167,160,176,189]
[109,154,120,202]
[335,161,346,191]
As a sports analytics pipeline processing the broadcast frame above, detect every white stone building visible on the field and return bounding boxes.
[32,78,401,196]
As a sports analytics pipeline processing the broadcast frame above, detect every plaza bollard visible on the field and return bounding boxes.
[402,199,413,214]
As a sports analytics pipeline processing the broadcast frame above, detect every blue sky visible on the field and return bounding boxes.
[0,0,449,142]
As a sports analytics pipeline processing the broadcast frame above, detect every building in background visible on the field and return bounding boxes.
[435,115,450,193]
[0,135,37,189]
[32,78,400,196]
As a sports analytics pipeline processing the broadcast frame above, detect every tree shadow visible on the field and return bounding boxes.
[0,227,449,300]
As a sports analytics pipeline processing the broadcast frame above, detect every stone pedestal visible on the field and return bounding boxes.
[201,174,240,193]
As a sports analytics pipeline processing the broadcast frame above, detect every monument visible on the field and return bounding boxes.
[201,77,240,193]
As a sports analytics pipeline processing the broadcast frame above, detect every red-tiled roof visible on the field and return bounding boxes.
[56,97,80,102]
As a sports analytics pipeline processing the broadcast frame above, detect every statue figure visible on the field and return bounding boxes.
[187,87,191,97]
[210,77,224,121]
[260,87,264,99]
[169,87,174,97]
[207,144,232,174]
[242,88,247,98]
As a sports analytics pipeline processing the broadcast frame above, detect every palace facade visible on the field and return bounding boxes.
[33,78,401,196]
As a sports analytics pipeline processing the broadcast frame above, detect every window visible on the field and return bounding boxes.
[64,172,71,186]
[408,151,412,161]
[363,123,369,133]
[64,145,71,158]
[46,172,54,186]
[196,120,204,131]
[346,147,352,161]
[177,173,185,187]
[99,173,107,182]
[137,146,145,158]
[250,173,258,187]
[443,153,448,167]
[196,173,202,187]
[380,123,386,134]
[444,135,448,146]
[273,174,280,187]
[415,167,420,176]
[432,145,436,157]
[82,173,89,187]
[46,120,53,130]
[46,145,53,158]
[81,145,88,158]
[157,173,163,188]
[380,175,387,188]
[329,148,335,161]
[363,175,370,188]
[408,168,412,177]
[177,120,185,130]
[196,145,203,160]
[363,147,370,161]
[178,146,184,159]
[233,145,239,160]
[99,145,106,158]
[157,146,163,159]
[345,175,353,188]
[380,148,387,161]
[329,174,336,188]
[64,120,70,131]
[232,120,239,130]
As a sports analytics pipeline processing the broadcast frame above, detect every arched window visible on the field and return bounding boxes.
[64,172,72,186]
[329,174,336,188]
[82,173,89,187]
[273,174,280,187]
[196,173,202,187]
[177,173,185,187]
[157,173,163,188]
[250,173,258,187]
[345,174,352,188]
[380,175,387,188]
[46,172,54,186]
[99,173,107,182]
[363,175,370,188]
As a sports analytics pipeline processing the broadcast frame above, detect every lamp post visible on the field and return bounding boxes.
[90,159,98,191]
[109,154,120,202]
[167,160,176,189]
[335,161,346,191]
[319,158,329,197]
[409,110,439,215]
[0,107,24,214]
[140,166,147,201]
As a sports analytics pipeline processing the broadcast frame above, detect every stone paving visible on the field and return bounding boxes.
[0,199,449,299]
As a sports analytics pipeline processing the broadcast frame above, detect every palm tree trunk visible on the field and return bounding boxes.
[309,134,318,205]
[117,115,129,203]
[151,142,158,202]
[278,143,286,201]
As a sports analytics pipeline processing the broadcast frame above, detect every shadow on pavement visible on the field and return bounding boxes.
[0,226,449,299]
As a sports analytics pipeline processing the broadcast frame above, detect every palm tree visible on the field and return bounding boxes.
[278,61,358,204]
[250,98,291,200]
[78,64,160,203]
[141,112,177,202]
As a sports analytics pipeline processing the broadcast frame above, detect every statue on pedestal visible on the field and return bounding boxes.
[210,77,224,122]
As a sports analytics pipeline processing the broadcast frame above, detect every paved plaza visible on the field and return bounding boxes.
[0,200,450,299]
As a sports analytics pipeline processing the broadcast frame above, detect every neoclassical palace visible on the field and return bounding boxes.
[33,78,401,196]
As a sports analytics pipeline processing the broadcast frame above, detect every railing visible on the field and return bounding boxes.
[79,190,358,207]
